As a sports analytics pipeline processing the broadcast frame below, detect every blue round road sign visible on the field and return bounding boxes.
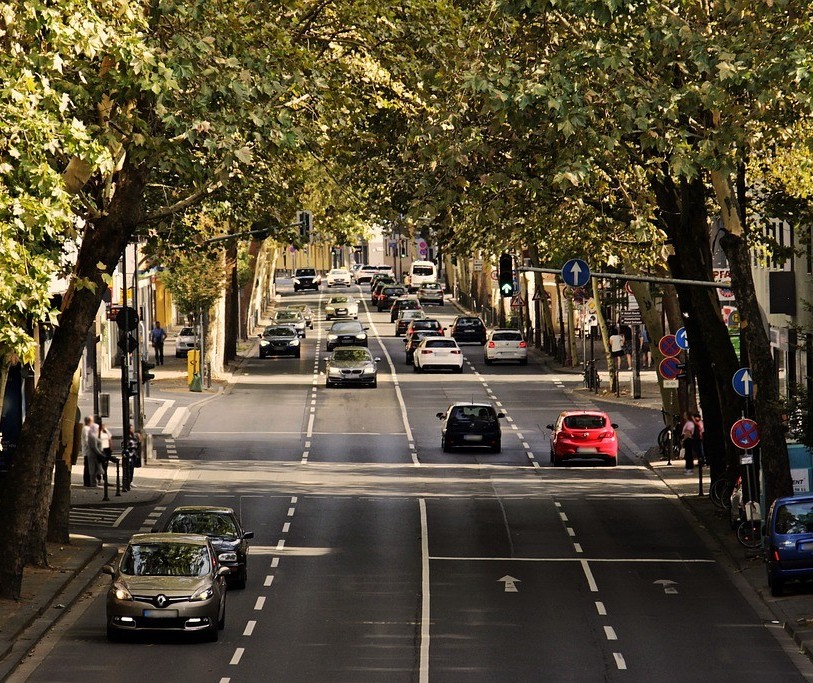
[730,418,760,450]
[561,259,590,288]
[658,334,680,358]
[675,327,689,350]
[732,367,754,398]
[658,357,681,380]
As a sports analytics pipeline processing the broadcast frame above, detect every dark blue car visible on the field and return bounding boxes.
[765,493,813,596]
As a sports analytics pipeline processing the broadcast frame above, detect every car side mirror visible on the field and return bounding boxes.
[436,412,445,420]
[497,413,505,419]
[243,531,255,540]
[611,423,619,429]
[102,564,116,577]
[363,327,369,331]
[546,424,554,430]
[216,566,230,577]
[374,357,381,363]
[258,334,263,339]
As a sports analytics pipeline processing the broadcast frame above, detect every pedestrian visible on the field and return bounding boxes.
[609,327,625,373]
[150,321,167,366]
[123,423,142,491]
[87,422,107,486]
[692,412,704,466]
[99,421,113,480]
[81,416,95,487]
[681,412,696,474]
[640,327,651,368]
[621,325,633,370]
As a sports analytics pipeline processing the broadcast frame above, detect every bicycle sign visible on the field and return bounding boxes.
[730,418,760,450]
[658,357,681,380]
[658,334,680,358]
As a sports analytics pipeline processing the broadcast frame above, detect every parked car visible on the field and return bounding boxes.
[390,295,422,323]
[404,329,444,364]
[285,303,314,328]
[547,411,619,467]
[292,267,320,292]
[765,493,813,596]
[484,329,528,365]
[395,309,427,336]
[325,268,352,287]
[272,310,306,337]
[324,295,359,320]
[325,347,380,388]
[258,325,301,358]
[103,533,228,642]
[413,337,463,373]
[376,285,407,311]
[354,265,379,285]
[155,506,253,589]
[436,402,504,453]
[175,327,199,358]
[449,315,487,345]
[417,282,444,306]
[326,320,368,351]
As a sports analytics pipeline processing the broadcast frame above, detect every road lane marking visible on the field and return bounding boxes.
[144,398,175,429]
[613,653,627,670]
[291,496,297,504]
[566,527,575,537]
[264,575,274,587]
[276,539,286,550]
[271,558,279,568]
[574,543,583,553]
[243,620,256,636]
[559,512,568,522]
[287,507,295,517]
[254,596,265,610]
[282,522,291,533]
[419,498,430,683]
[596,601,606,615]
[428,556,714,563]
[230,648,244,665]
[580,559,599,592]
[604,626,617,640]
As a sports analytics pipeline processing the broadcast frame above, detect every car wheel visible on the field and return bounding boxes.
[520,358,528,366]
[294,350,301,359]
[371,379,378,388]
[233,567,247,590]
[442,437,451,453]
[607,458,617,467]
[413,363,421,373]
[395,330,401,337]
[204,620,219,642]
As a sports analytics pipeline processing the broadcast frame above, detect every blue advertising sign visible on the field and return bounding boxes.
[561,259,591,288]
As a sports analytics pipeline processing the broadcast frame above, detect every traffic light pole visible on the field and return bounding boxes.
[120,254,131,457]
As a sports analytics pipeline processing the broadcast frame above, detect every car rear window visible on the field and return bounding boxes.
[450,406,496,423]
[493,332,523,341]
[563,415,607,430]
[413,266,434,276]
[384,287,405,295]
[456,318,483,327]
[426,339,457,348]
[775,502,813,535]
[179,327,195,336]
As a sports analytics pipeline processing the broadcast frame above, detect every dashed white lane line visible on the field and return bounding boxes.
[614,653,627,670]
[282,522,291,533]
[230,648,244,665]
[291,496,298,504]
[522,442,530,449]
[264,575,274,587]
[596,601,607,616]
[219,678,230,683]
[287,507,295,517]
[254,597,266,610]
[574,543,583,553]
[271,557,280,568]
[604,626,618,640]
[559,512,568,522]
[243,620,256,636]
[276,539,286,550]
[566,527,575,537]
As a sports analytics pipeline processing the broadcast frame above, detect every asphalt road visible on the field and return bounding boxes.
[17,284,813,682]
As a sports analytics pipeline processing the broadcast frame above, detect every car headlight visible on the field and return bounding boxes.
[355,333,366,339]
[260,340,270,346]
[218,551,238,563]
[362,366,375,375]
[191,585,215,602]
[293,278,300,284]
[328,334,338,340]
[290,339,300,346]
[328,368,342,377]
[112,581,132,601]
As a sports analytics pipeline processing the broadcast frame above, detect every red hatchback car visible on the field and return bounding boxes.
[547,411,619,467]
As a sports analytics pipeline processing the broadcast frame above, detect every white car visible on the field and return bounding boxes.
[484,329,528,365]
[413,337,463,373]
[326,268,352,287]
[324,295,359,320]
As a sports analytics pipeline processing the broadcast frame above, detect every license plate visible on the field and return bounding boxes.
[143,609,179,618]
[463,434,483,442]
[576,447,598,454]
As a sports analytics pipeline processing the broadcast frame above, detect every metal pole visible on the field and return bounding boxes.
[519,266,733,290]
[120,250,131,461]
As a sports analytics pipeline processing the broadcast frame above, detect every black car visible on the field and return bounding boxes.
[376,286,407,311]
[436,403,504,453]
[404,329,444,364]
[155,505,254,589]
[258,325,301,358]
[293,268,319,292]
[390,295,422,322]
[326,320,369,351]
[449,315,487,344]
[370,274,397,295]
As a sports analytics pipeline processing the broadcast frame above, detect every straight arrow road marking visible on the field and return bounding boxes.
[498,575,520,592]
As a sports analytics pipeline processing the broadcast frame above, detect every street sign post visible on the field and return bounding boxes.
[658,357,681,380]
[561,259,590,288]
[675,327,689,350]
[730,418,760,450]
[658,334,680,358]
[732,368,754,398]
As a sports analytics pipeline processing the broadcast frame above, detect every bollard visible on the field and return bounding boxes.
[115,459,121,497]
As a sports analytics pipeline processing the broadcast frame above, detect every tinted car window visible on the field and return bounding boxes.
[263,326,296,337]
[121,543,212,577]
[450,406,496,423]
[165,513,238,538]
[563,415,607,429]
[456,318,483,327]
[384,287,405,296]
[775,502,813,535]
[333,349,372,362]
[426,339,457,348]
[179,327,195,337]
[331,322,363,333]
[329,296,351,303]
[413,266,434,276]
[493,332,523,341]
[295,269,316,276]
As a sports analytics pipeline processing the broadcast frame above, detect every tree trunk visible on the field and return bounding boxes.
[48,369,81,545]
[0,160,146,599]
[224,243,238,363]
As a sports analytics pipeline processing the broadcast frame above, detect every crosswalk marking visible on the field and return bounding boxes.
[70,506,133,528]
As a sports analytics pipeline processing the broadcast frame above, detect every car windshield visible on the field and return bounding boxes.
[493,332,523,341]
[384,288,405,295]
[121,542,212,577]
[263,327,295,337]
[296,269,316,276]
[450,406,496,424]
[332,349,372,362]
[178,327,195,337]
[376,266,392,271]
[331,322,363,333]
[425,339,457,348]
[286,305,307,312]
[413,320,441,329]
[165,513,239,539]
[775,502,813,535]
[276,312,300,321]
[330,297,351,303]
[330,270,347,275]
[563,415,607,430]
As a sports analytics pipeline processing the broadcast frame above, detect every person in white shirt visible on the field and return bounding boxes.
[609,328,625,373]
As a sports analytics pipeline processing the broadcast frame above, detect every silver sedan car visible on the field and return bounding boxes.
[272,310,307,337]
[286,303,314,328]
[103,533,228,642]
[325,347,380,388]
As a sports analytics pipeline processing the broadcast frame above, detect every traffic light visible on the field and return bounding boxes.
[298,210,312,241]
[498,253,514,298]
[141,359,156,383]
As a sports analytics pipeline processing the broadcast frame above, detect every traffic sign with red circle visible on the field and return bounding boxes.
[658,334,680,358]
[730,418,760,450]
[658,357,681,380]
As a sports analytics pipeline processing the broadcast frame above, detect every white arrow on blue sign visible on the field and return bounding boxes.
[561,259,591,288]
[675,327,689,350]
[732,367,754,398]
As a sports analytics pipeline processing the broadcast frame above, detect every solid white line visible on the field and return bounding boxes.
[581,559,599,592]
[614,653,627,670]
[112,507,134,528]
[596,601,606,616]
[230,648,244,665]
[604,625,617,640]
[254,596,265,610]
[264,575,274,587]
[419,498,430,683]
[427,556,714,563]
[282,522,291,533]
[144,398,175,429]
[243,620,256,636]
[164,407,187,438]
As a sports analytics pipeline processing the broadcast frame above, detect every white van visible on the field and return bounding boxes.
[407,260,437,291]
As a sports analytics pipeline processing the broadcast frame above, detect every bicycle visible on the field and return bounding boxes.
[709,470,739,510]
[657,410,681,463]
[583,360,600,393]
[736,501,763,549]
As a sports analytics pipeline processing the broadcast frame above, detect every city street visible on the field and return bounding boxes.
[12,284,813,683]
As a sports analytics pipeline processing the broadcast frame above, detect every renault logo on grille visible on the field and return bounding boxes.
[155,594,169,608]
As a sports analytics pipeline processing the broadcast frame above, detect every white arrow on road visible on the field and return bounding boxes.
[654,579,678,594]
[498,575,520,593]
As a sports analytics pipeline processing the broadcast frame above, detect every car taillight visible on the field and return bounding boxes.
[519,341,527,348]
[773,548,780,562]
[487,341,496,348]
[451,349,461,354]
[421,349,432,354]
[598,431,613,439]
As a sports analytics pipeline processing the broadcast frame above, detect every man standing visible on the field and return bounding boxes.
[81,416,94,487]
[681,412,696,474]
[150,321,167,365]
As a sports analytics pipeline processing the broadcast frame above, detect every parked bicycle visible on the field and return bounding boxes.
[583,360,600,393]
[709,469,740,510]
[657,410,681,463]
[736,500,763,549]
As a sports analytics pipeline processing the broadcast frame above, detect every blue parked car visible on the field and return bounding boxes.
[765,493,813,596]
